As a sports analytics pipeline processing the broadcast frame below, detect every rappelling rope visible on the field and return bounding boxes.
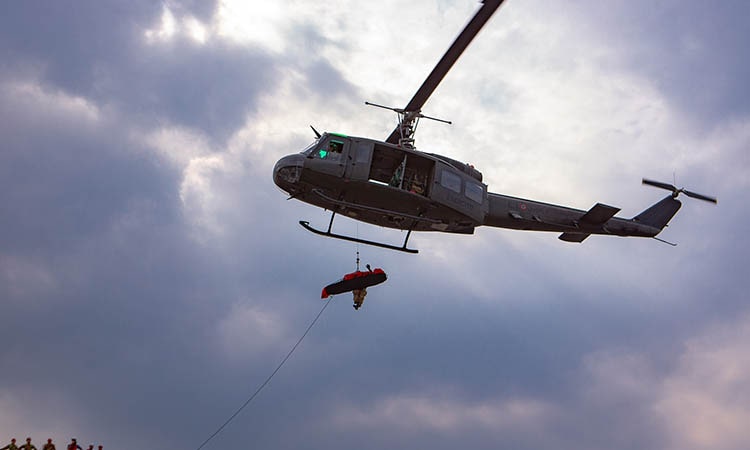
[196,297,333,450]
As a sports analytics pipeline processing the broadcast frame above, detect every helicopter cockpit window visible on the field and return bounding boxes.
[465,181,484,203]
[440,170,462,193]
[301,139,320,155]
[316,140,344,160]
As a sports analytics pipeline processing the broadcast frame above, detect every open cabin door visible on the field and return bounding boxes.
[367,143,434,197]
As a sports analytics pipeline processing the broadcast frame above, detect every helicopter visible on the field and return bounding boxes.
[273,0,716,254]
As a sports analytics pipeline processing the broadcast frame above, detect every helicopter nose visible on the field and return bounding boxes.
[273,154,304,189]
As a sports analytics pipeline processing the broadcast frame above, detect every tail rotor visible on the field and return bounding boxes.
[642,178,717,204]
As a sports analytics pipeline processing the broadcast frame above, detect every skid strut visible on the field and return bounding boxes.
[300,212,418,254]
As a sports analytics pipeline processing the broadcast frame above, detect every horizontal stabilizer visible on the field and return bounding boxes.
[559,232,590,243]
[558,203,618,243]
[579,203,620,225]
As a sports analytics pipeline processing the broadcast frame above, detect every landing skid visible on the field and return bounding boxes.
[299,213,418,254]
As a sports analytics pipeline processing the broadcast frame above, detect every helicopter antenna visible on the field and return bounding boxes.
[365,101,451,149]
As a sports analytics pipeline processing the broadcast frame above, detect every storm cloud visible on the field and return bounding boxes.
[1,1,748,449]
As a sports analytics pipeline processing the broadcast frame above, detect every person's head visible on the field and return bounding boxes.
[11,439,16,443]
[71,439,76,443]
[26,438,31,443]
[48,439,53,444]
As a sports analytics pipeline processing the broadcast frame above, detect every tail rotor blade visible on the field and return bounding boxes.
[684,190,718,204]
[642,178,717,204]
[642,178,677,192]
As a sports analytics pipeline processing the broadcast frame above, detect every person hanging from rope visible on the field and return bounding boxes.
[352,288,367,310]
[321,263,386,310]
[352,264,373,310]
[42,439,55,450]
[18,438,36,450]
[1,438,19,450]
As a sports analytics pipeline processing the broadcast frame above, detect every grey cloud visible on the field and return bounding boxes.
[0,1,161,93]
[112,40,279,141]
[0,0,276,142]
[569,0,750,127]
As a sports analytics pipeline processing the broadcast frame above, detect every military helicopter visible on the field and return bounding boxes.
[273,0,716,254]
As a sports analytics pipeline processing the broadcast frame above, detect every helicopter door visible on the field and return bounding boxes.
[344,140,373,181]
[306,137,350,177]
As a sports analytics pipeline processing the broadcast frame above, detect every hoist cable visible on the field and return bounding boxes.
[355,222,360,270]
[196,297,333,450]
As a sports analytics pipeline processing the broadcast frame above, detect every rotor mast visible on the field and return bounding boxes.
[384,0,506,146]
[366,101,451,149]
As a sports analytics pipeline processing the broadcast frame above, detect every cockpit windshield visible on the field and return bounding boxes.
[300,138,320,155]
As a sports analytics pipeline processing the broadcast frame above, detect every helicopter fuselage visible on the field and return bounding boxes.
[272,0,711,252]
[273,132,670,243]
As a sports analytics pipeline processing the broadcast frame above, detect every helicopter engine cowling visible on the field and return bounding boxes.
[428,153,482,182]
[462,164,483,182]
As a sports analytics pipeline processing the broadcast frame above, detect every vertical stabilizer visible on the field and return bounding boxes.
[632,195,682,230]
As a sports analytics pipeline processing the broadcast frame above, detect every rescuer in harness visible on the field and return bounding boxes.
[321,264,387,310]
[352,287,367,310]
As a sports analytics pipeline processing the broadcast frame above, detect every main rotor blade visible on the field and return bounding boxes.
[385,0,506,144]
[683,190,718,204]
[642,178,677,192]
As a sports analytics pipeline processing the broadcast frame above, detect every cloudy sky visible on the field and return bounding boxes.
[1,1,749,449]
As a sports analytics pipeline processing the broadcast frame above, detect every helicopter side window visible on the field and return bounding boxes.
[440,170,462,193]
[465,181,484,203]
